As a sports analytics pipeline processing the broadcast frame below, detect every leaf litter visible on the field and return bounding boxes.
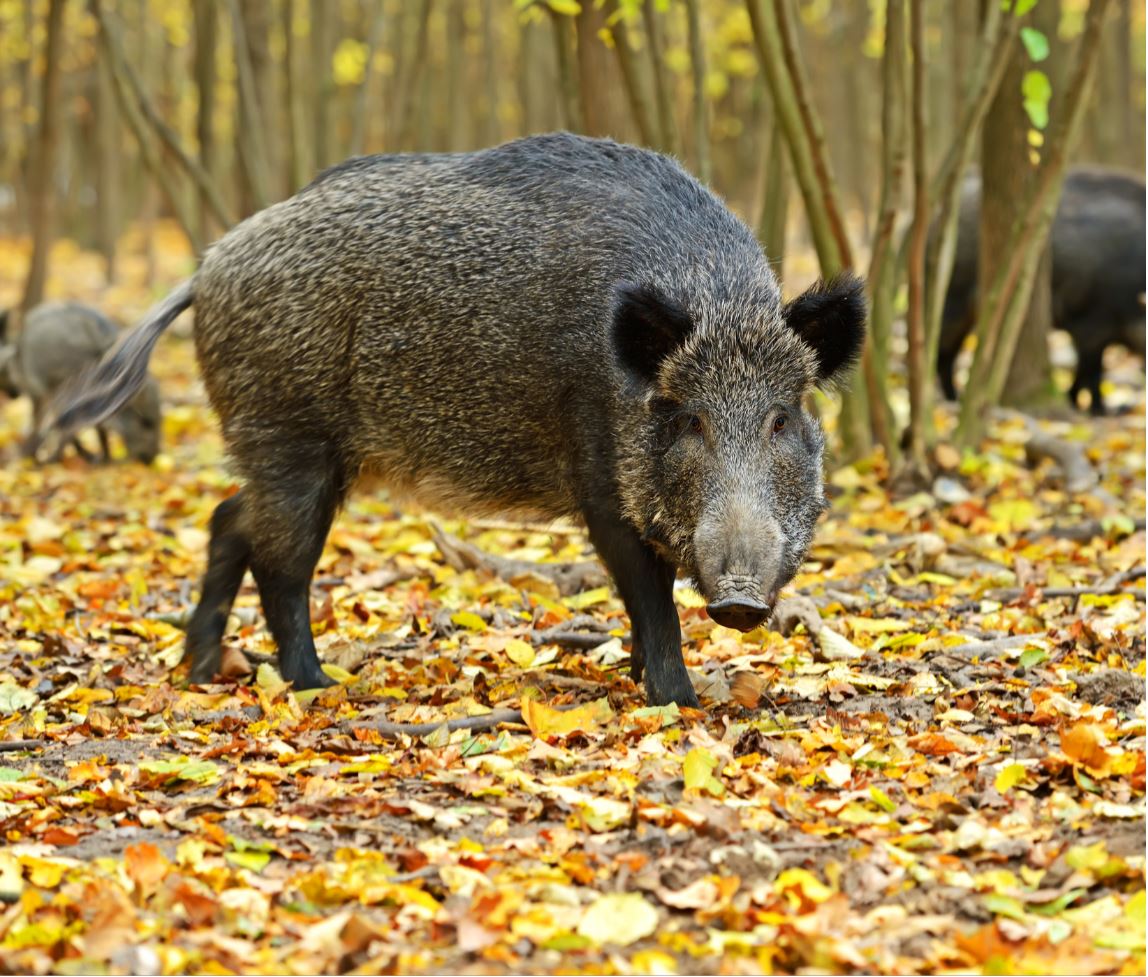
[0,244,1144,974]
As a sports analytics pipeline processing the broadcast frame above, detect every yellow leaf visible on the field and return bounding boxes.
[994,763,1028,792]
[521,697,612,740]
[987,499,1038,531]
[630,950,678,975]
[504,638,536,667]
[1066,841,1109,872]
[847,616,912,634]
[774,868,833,905]
[451,611,486,631]
[564,586,611,610]
[682,747,723,796]
[577,892,658,946]
[674,586,706,609]
[320,663,354,684]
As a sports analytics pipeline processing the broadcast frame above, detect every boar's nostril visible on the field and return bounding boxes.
[706,597,771,632]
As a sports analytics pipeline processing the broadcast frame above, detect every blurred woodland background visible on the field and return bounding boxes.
[0,0,1144,473]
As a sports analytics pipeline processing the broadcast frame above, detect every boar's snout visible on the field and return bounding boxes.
[706,593,772,631]
[695,504,783,632]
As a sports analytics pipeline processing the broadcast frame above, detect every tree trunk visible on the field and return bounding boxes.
[349,3,387,156]
[642,1,677,153]
[683,0,710,183]
[448,0,467,146]
[21,0,67,315]
[862,0,909,467]
[957,0,1114,445]
[95,48,119,282]
[902,0,930,478]
[609,2,656,146]
[549,10,580,132]
[482,0,500,144]
[237,0,276,204]
[283,0,312,189]
[575,3,611,136]
[193,0,219,241]
[983,0,1059,410]
[310,0,334,168]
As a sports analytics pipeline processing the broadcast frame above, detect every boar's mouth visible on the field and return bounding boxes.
[704,575,777,632]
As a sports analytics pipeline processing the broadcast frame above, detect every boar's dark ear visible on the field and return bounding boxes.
[612,282,695,385]
[783,273,868,386]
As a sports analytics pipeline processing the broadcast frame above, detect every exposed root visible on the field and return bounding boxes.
[430,523,607,597]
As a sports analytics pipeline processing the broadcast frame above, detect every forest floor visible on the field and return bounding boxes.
[0,232,1144,975]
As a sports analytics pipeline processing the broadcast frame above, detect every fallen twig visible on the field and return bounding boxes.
[342,699,594,740]
[343,707,528,739]
[0,739,46,752]
[1024,430,1097,493]
[935,633,1047,659]
[431,523,607,596]
[987,579,1145,602]
[1037,517,1146,541]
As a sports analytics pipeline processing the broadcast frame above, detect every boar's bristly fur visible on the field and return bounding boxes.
[43,133,866,707]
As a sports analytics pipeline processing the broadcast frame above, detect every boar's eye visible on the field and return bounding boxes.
[772,413,788,435]
[668,412,704,440]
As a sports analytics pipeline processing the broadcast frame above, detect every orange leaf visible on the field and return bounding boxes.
[520,697,613,740]
[1061,723,1110,772]
[124,842,170,897]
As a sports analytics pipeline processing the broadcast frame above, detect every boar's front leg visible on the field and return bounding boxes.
[584,506,700,709]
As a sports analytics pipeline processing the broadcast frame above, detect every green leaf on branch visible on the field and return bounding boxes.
[1020,27,1050,62]
[1022,70,1051,129]
[546,0,581,14]
[1011,0,1039,16]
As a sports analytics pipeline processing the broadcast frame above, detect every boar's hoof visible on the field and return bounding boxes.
[645,672,700,710]
[282,663,338,691]
[706,596,771,632]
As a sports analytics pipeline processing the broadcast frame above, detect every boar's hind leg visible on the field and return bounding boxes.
[584,508,700,709]
[245,464,347,691]
[186,492,252,684]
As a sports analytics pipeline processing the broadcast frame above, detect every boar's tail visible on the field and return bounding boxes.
[35,279,194,454]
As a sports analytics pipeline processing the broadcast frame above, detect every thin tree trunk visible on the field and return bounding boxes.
[92,0,203,255]
[957,0,1113,446]
[21,0,67,315]
[862,0,909,467]
[642,1,677,153]
[95,50,119,283]
[767,0,853,268]
[683,0,710,182]
[311,0,334,168]
[230,0,272,214]
[575,4,612,136]
[609,3,656,146]
[903,0,930,477]
[93,1,233,231]
[922,2,1019,401]
[757,126,789,276]
[448,0,467,146]
[549,10,580,131]
[745,0,852,274]
[349,4,387,156]
[193,0,219,241]
[284,0,312,188]
[1001,0,1061,408]
[396,0,433,149]
[483,0,500,144]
